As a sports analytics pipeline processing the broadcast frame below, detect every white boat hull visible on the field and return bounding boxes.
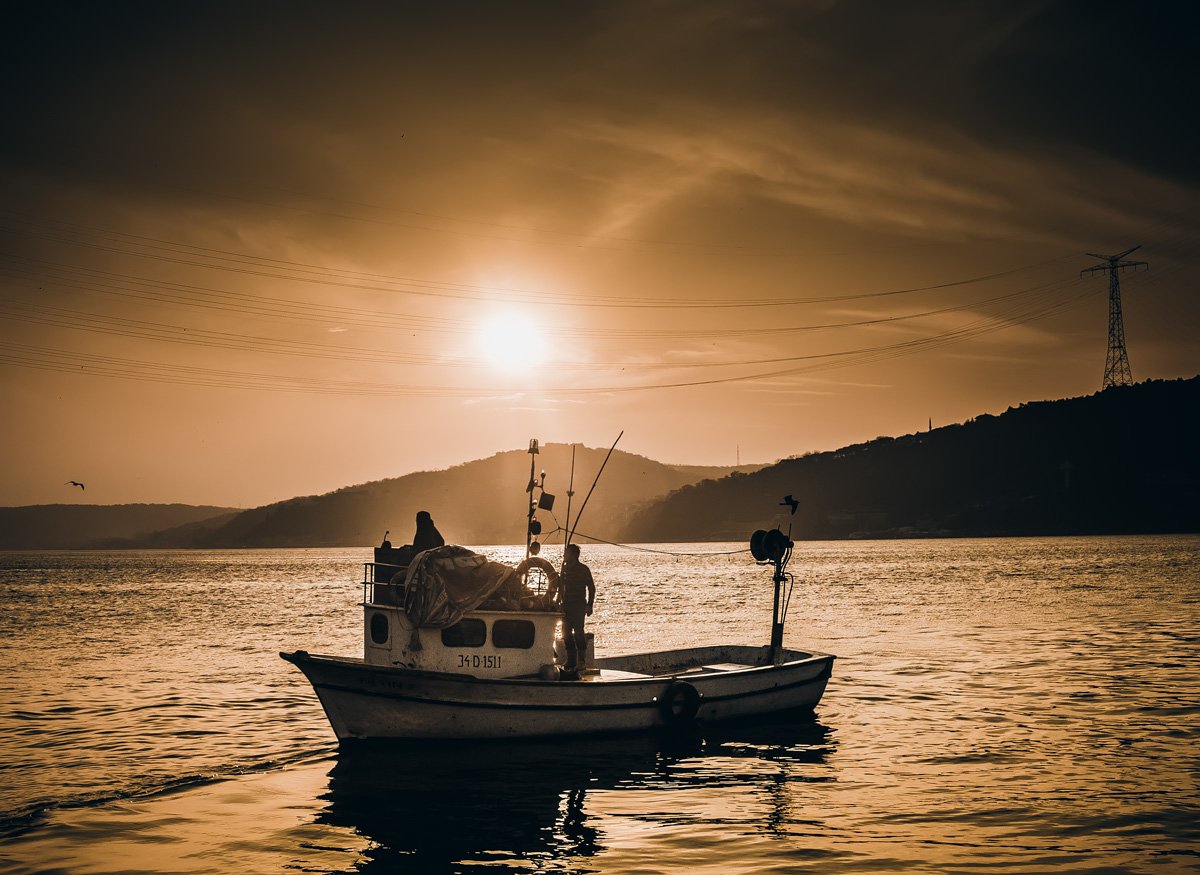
[281,645,834,740]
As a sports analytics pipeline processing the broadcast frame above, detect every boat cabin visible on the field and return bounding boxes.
[362,550,593,679]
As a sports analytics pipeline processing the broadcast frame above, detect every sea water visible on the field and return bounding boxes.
[0,537,1196,873]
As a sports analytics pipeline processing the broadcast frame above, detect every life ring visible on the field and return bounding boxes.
[516,555,559,598]
[657,680,701,726]
[516,555,557,577]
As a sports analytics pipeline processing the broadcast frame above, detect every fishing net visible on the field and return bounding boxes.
[402,545,521,634]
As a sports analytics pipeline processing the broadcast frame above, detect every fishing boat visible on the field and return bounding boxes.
[280,440,835,741]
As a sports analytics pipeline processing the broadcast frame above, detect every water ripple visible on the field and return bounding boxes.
[1,537,1197,873]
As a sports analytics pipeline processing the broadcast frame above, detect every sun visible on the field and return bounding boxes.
[477,311,548,372]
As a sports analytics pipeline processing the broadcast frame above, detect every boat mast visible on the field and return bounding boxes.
[525,439,539,561]
[769,549,788,661]
[750,519,794,664]
[566,431,623,548]
[563,444,576,551]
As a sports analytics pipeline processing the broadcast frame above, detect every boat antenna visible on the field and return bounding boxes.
[566,430,623,549]
[563,443,577,551]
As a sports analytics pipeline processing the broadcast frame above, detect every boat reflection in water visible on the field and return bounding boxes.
[317,716,835,872]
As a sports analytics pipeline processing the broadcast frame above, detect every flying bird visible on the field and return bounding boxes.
[779,494,798,515]
[66,481,85,490]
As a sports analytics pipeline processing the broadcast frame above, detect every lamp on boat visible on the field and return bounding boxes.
[749,528,791,563]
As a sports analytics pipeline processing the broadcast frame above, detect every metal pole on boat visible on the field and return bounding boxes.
[567,431,623,548]
[751,525,793,664]
[770,556,786,662]
[563,444,577,553]
[525,439,539,561]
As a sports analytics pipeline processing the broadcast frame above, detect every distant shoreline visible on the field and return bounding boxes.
[2,530,1196,553]
[5,377,1197,550]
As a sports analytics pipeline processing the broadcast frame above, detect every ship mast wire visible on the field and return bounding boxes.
[566,431,623,547]
[548,524,751,557]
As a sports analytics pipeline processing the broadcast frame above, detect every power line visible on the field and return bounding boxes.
[0,211,1079,310]
[0,281,1098,396]
[0,264,1086,363]
[564,281,1098,393]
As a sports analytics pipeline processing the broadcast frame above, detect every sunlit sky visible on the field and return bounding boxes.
[2,2,1196,508]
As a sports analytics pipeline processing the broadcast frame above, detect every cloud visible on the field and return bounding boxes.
[560,108,1191,251]
[2,2,1194,257]
[1,2,1195,507]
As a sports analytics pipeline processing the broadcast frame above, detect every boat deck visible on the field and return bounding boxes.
[583,662,758,681]
[588,644,817,679]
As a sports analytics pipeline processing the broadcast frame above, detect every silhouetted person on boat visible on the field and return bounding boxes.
[411,511,445,554]
[559,543,595,679]
[380,530,392,549]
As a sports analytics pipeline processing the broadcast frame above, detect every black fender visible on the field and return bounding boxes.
[657,680,702,726]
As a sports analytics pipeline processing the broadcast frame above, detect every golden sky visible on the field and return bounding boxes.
[1,1,1197,507]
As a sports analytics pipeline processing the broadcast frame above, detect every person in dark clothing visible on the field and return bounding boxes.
[411,511,445,553]
[559,543,595,678]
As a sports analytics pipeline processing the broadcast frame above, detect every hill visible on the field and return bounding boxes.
[9,377,1195,550]
[621,377,1200,542]
[140,445,759,548]
[0,504,240,550]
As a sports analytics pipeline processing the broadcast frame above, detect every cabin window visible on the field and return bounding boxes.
[369,613,389,644]
[492,619,536,649]
[441,618,486,647]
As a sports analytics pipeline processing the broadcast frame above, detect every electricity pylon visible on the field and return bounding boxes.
[1081,246,1147,389]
